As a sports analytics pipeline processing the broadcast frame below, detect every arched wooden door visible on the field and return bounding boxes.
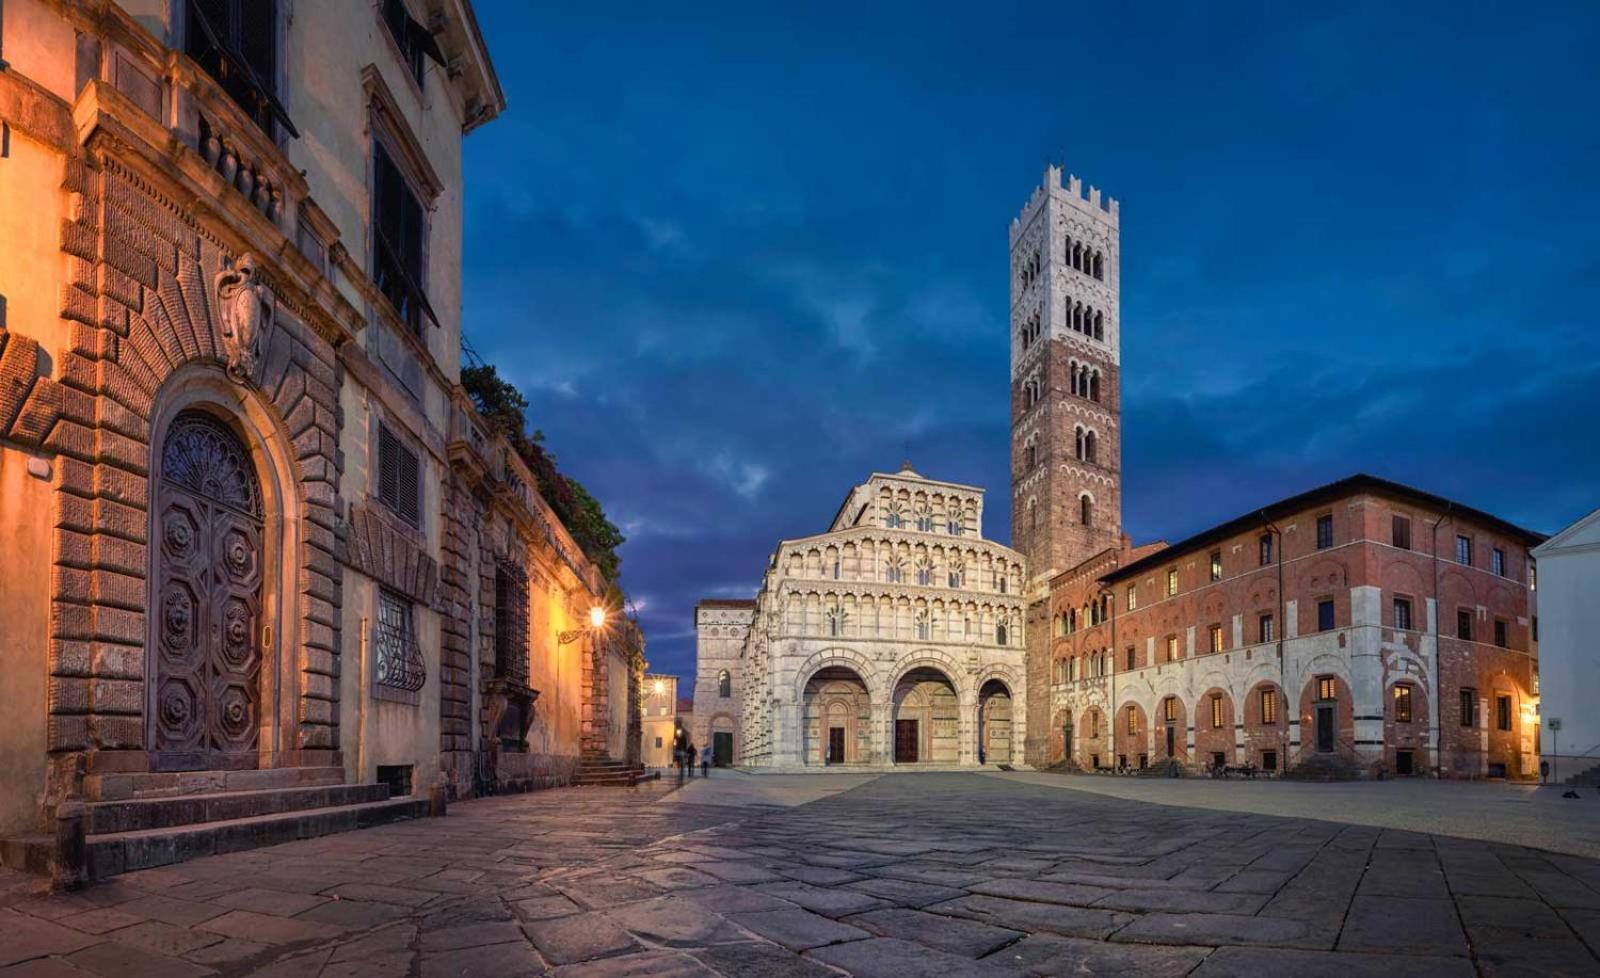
[150,412,266,771]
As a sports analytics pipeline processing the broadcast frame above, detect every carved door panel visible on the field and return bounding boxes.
[151,413,265,771]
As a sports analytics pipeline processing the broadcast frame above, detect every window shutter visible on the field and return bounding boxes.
[378,424,420,526]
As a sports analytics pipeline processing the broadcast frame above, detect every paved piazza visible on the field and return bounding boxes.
[5,775,1600,977]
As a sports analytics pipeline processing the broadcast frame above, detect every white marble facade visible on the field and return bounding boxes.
[732,466,1027,768]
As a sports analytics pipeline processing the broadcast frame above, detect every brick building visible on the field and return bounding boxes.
[1011,168,1542,778]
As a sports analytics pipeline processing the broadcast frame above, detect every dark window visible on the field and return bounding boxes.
[1210,551,1222,581]
[1081,494,1093,527]
[1258,613,1274,644]
[1259,532,1273,566]
[1393,597,1413,631]
[1316,514,1334,549]
[1393,684,1413,723]
[375,587,425,692]
[1125,646,1136,671]
[1496,694,1512,731]
[718,670,731,698]
[383,0,445,87]
[1492,548,1505,577]
[1533,616,1539,642]
[184,0,297,136]
[1262,749,1277,772]
[375,764,413,798]
[377,423,420,525]
[1456,534,1473,566]
[1460,688,1477,727]
[1457,608,1473,641]
[1317,599,1335,632]
[373,141,431,335]
[996,624,1008,645]
[1494,619,1508,648]
[493,562,529,684]
[1392,515,1411,550]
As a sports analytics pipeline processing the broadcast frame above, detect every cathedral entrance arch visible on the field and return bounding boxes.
[893,667,958,764]
[978,678,1014,764]
[149,410,268,771]
[803,666,870,765]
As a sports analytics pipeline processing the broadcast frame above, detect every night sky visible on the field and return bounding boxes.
[459,2,1600,682]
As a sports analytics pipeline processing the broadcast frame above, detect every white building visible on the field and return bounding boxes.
[733,465,1028,768]
[1532,507,1600,784]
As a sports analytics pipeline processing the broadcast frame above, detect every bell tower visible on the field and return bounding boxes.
[1009,165,1123,584]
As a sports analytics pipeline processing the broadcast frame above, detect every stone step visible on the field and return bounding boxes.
[2,796,430,881]
[85,766,347,802]
[87,783,392,835]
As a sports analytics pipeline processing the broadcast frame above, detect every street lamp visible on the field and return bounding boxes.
[559,606,609,645]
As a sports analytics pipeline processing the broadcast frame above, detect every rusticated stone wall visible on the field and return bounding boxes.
[30,141,346,791]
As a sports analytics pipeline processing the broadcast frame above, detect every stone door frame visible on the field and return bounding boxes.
[144,367,303,772]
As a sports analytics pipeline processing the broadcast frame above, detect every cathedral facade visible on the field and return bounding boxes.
[727,467,1027,768]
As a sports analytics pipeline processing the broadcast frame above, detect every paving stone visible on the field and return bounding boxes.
[419,919,528,950]
[872,863,989,888]
[326,923,419,963]
[1193,945,1475,977]
[1457,894,1572,941]
[637,867,721,891]
[560,877,667,909]
[1473,938,1600,977]
[926,894,1129,940]
[180,938,270,966]
[1092,887,1268,914]
[319,883,436,908]
[317,951,415,978]
[691,861,786,884]
[1559,907,1600,955]
[807,936,1028,978]
[55,907,146,934]
[991,933,1210,977]
[106,920,223,957]
[0,959,98,978]
[778,864,864,886]
[0,912,101,966]
[729,908,870,950]
[65,939,214,978]
[845,876,966,907]
[514,894,584,920]
[1112,911,1320,948]
[105,894,227,927]
[213,887,327,917]
[295,899,413,929]
[523,911,641,965]
[1214,868,1293,894]
[197,909,346,945]
[551,949,720,977]
[683,886,797,915]
[967,878,1112,906]
[1357,849,1451,899]
[753,881,889,918]
[691,942,839,978]
[419,939,544,978]
[845,907,1022,957]
[1336,895,1468,956]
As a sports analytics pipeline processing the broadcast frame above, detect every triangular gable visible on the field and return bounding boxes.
[1533,506,1600,556]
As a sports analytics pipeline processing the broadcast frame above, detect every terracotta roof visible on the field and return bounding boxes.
[1103,473,1546,585]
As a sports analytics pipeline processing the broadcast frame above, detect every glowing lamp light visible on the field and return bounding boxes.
[653,680,666,696]
[589,607,607,630]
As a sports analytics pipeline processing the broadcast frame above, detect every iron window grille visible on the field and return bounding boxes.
[375,587,426,693]
[493,560,530,686]
[377,423,420,526]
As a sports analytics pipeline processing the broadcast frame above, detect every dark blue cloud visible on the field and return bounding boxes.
[461,1,1600,680]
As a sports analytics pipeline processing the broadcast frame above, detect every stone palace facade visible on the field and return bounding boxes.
[0,0,641,879]
[727,466,1027,768]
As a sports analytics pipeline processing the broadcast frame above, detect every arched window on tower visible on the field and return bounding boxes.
[1093,252,1104,280]
[1094,310,1104,341]
[1024,435,1038,470]
[1089,370,1101,403]
[1085,430,1098,464]
[1081,494,1094,527]
[1075,426,1086,461]
[718,670,731,697]
[996,621,1009,646]
[1028,496,1039,529]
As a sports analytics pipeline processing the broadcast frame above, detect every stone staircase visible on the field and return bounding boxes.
[0,766,430,882]
[1284,752,1365,781]
[573,753,657,787]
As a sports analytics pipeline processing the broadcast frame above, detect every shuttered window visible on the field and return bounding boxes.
[377,423,420,525]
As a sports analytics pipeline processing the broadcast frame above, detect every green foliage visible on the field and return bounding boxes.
[460,362,626,583]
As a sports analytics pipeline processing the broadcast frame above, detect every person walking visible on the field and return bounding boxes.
[700,744,711,779]
[685,740,697,779]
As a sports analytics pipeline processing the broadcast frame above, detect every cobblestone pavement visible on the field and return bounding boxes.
[5,773,1600,976]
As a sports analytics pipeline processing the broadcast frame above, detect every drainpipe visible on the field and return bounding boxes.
[1430,503,1455,777]
[1260,512,1285,769]
[1107,583,1116,766]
